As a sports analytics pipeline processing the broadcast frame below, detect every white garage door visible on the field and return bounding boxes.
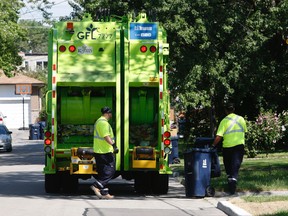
[0,99,30,129]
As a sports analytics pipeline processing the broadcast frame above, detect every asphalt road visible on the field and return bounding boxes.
[0,129,228,216]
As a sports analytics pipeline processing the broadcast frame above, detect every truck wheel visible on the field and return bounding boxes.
[134,172,152,194]
[62,172,78,194]
[45,173,61,193]
[151,172,169,195]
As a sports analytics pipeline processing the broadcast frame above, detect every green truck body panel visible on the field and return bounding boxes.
[44,13,171,194]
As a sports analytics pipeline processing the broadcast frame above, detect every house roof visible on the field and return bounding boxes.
[0,71,45,86]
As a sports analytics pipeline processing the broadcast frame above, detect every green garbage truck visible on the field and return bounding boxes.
[43,12,171,194]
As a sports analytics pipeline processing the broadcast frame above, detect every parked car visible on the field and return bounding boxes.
[0,111,7,125]
[0,125,12,152]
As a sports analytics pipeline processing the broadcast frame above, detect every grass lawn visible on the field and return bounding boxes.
[211,152,288,192]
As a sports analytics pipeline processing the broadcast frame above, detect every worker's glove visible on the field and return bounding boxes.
[113,144,119,154]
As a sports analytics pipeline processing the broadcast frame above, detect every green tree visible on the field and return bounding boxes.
[52,0,288,117]
[159,1,288,118]
[18,20,49,53]
[0,1,26,77]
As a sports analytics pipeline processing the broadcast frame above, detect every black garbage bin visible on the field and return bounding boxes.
[169,136,180,164]
[29,123,40,140]
[183,137,218,198]
[38,121,46,140]
[184,148,214,197]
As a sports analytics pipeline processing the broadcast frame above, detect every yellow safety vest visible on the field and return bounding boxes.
[93,116,115,153]
[216,113,247,148]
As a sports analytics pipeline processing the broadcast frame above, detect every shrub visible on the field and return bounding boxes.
[245,110,283,157]
[277,111,288,150]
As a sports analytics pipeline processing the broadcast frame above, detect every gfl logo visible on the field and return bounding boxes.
[77,24,98,40]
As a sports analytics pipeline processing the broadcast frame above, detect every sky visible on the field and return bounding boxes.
[19,0,74,21]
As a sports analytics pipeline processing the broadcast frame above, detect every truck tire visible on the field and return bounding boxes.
[134,172,152,194]
[61,172,79,194]
[151,172,169,195]
[45,173,61,193]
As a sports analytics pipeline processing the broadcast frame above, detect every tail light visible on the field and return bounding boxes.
[140,45,147,53]
[69,45,76,52]
[59,45,66,52]
[45,131,51,137]
[163,131,171,139]
[163,131,171,146]
[45,139,52,145]
[163,130,171,156]
[44,131,52,146]
[164,139,171,146]
[150,45,157,53]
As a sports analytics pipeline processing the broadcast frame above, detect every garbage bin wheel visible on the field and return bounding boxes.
[205,185,215,197]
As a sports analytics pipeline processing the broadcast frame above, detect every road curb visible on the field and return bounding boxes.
[217,201,252,216]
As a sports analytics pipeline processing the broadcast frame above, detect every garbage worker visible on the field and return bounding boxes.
[212,102,247,195]
[90,106,118,199]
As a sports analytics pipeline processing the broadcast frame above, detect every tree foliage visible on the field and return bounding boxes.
[66,0,288,120]
[12,0,288,123]
[18,20,49,53]
[0,1,26,77]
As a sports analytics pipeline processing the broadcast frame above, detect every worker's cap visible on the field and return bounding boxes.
[101,107,112,114]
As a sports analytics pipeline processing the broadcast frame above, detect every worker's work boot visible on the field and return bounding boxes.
[101,193,114,199]
[100,188,114,199]
[228,178,237,195]
[90,185,102,199]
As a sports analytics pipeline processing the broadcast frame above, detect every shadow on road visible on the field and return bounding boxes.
[0,143,43,166]
[0,167,186,200]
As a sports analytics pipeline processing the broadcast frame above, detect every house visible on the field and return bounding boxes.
[18,52,48,71]
[0,70,45,129]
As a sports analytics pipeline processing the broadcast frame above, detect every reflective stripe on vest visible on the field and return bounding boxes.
[223,116,244,135]
[94,119,115,141]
